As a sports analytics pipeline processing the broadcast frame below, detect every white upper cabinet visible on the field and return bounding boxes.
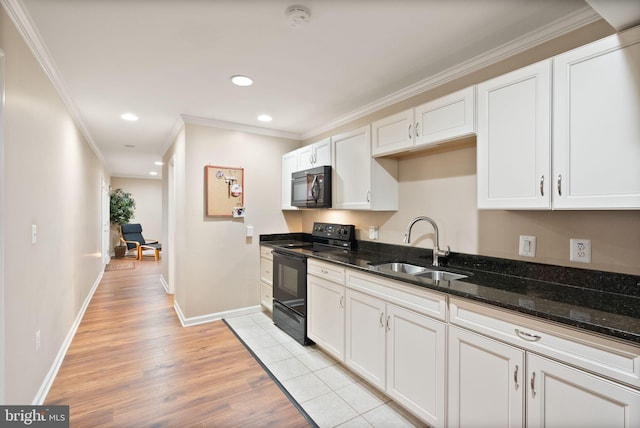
[281,150,299,210]
[478,26,640,210]
[297,137,331,170]
[371,109,415,156]
[332,125,398,210]
[414,86,475,148]
[372,86,475,157]
[477,60,552,209]
[553,25,640,209]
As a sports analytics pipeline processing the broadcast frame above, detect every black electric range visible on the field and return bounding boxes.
[271,222,355,345]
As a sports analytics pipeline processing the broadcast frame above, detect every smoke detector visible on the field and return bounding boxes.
[286,5,311,29]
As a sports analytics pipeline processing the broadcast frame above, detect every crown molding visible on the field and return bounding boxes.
[181,115,302,141]
[302,6,601,140]
[1,0,108,169]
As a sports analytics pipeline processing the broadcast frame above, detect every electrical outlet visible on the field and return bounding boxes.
[519,235,536,257]
[369,226,379,240]
[570,238,591,263]
[36,330,41,352]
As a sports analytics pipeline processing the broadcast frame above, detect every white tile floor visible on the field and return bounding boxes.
[225,311,428,428]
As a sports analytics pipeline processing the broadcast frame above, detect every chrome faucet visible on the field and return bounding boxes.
[403,216,450,267]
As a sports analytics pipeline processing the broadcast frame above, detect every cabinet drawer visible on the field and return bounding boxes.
[346,269,447,321]
[260,282,273,311]
[450,297,640,389]
[260,246,273,260]
[308,259,345,284]
[260,258,272,285]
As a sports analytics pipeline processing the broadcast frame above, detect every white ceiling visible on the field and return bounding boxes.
[5,0,625,179]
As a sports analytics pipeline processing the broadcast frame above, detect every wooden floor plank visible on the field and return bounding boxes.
[46,260,310,427]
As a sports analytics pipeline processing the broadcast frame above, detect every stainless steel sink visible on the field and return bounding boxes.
[373,262,428,275]
[370,262,468,281]
[416,270,467,281]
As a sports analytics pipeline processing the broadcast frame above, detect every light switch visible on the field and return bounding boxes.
[519,235,536,257]
[246,226,254,237]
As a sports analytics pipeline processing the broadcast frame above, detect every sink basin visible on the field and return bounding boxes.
[372,262,428,275]
[371,262,468,281]
[416,270,467,281]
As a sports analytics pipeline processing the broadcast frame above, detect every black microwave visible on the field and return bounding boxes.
[291,166,332,208]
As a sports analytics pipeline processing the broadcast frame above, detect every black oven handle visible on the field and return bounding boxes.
[272,249,308,262]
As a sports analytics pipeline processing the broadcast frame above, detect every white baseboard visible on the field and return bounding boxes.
[160,274,170,294]
[174,301,261,327]
[33,270,104,405]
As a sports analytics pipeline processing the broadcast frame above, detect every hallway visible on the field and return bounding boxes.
[45,259,310,427]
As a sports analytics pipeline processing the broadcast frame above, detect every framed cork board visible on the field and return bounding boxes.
[205,165,244,217]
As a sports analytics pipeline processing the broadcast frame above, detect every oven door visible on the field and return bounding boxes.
[272,249,307,316]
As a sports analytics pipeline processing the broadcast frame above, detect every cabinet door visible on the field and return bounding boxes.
[415,86,475,149]
[387,304,446,428]
[307,275,345,361]
[477,60,551,209]
[297,145,313,170]
[448,326,525,428]
[345,288,386,389]
[372,109,414,157]
[553,27,640,209]
[281,151,299,210]
[332,125,373,210]
[527,354,640,428]
[312,138,332,166]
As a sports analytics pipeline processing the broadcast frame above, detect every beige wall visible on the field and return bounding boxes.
[298,20,640,277]
[1,7,107,403]
[110,177,162,241]
[163,123,301,319]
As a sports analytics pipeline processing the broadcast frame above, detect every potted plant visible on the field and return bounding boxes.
[110,188,136,258]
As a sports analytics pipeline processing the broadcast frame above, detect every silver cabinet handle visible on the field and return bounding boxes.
[339,296,344,309]
[540,175,544,197]
[415,122,419,137]
[321,269,329,274]
[557,174,562,196]
[408,124,412,139]
[379,312,385,327]
[530,372,536,397]
[515,328,542,342]
[514,365,519,389]
[386,315,391,331]
[367,191,371,203]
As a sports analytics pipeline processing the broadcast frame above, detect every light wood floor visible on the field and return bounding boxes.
[46,258,310,427]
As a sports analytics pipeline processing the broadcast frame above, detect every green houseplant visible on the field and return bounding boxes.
[110,188,136,258]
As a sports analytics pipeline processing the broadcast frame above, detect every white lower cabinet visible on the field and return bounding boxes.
[449,297,640,428]
[259,246,273,311]
[527,353,640,428]
[345,288,387,388]
[307,259,346,361]
[448,325,525,428]
[345,271,447,427]
[307,274,345,361]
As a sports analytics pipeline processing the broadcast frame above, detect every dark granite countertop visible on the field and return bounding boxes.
[261,235,640,346]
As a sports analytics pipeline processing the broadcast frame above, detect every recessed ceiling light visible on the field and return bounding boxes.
[154,161,164,166]
[149,171,158,176]
[257,114,272,122]
[231,75,253,86]
[121,113,138,121]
